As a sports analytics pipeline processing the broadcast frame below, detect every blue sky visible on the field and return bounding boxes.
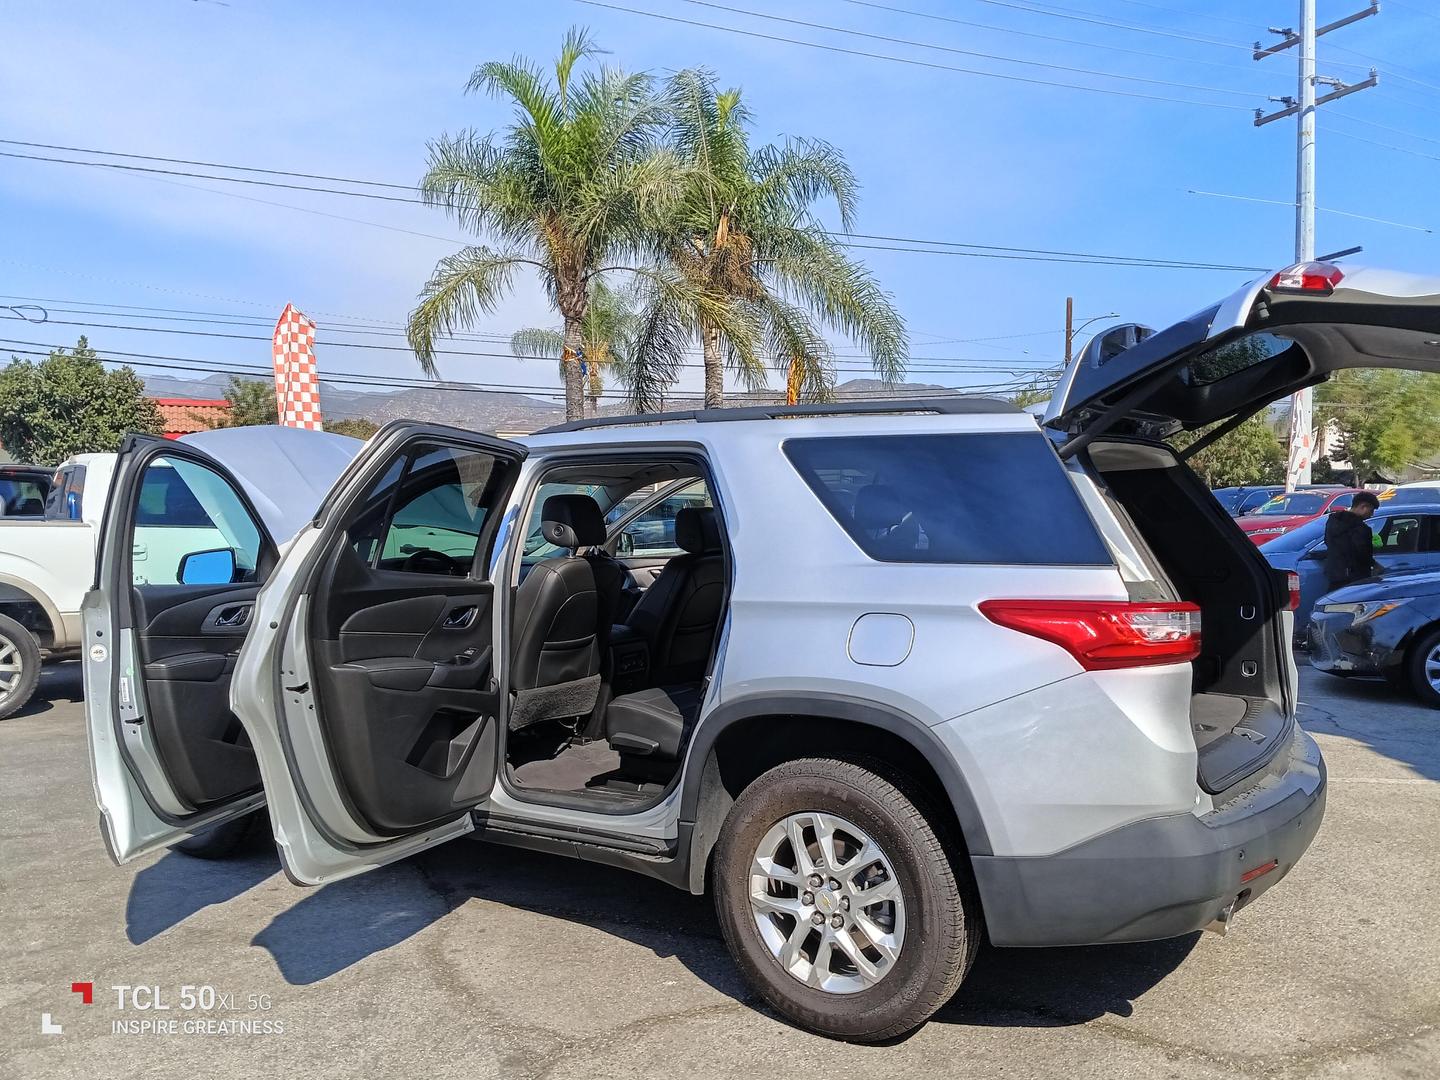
[2,0,1437,405]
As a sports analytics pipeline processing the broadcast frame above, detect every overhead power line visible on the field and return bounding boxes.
[836,0,1276,79]
[676,0,1259,98]
[570,0,1253,109]
[0,141,1267,271]
[0,338,1042,401]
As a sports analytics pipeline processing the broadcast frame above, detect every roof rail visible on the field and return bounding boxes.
[533,396,1019,435]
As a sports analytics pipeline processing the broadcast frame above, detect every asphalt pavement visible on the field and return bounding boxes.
[1,662,1436,1079]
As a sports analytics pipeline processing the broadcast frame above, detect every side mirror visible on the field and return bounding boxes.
[178,547,238,585]
[1303,547,1327,562]
[616,531,635,557]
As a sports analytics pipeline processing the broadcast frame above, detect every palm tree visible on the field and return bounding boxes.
[407,30,704,421]
[642,69,908,409]
[511,277,659,416]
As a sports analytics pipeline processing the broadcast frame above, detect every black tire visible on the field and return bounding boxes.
[1406,627,1440,709]
[712,757,979,1043]
[175,810,262,859]
[0,613,42,721]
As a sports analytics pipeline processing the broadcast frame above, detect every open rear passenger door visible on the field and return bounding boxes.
[86,436,282,862]
[228,423,527,885]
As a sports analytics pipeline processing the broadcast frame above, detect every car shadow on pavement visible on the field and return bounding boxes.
[10,661,82,719]
[938,935,1200,1030]
[245,835,1201,1028]
[249,858,453,985]
[1299,671,1440,782]
[127,845,279,945]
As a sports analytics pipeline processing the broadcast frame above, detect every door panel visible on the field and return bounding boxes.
[133,583,261,809]
[310,543,501,836]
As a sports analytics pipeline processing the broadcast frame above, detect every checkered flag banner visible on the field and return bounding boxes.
[271,303,323,430]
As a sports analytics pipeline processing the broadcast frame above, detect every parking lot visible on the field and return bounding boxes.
[1,662,1436,1080]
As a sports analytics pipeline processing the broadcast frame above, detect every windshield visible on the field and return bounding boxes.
[1252,492,1326,516]
[1258,513,1328,551]
[1380,486,1440,506]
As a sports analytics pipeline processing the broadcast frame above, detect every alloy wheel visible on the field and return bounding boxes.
[1425,641,1440,693]
[748,811,906,994]
[0,634,22,707]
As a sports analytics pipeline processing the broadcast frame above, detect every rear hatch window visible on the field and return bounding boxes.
[784,432,1111,565]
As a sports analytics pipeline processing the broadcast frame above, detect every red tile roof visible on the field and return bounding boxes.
[152,398,232,438]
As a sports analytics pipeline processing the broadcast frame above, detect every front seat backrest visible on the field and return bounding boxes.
[626,506,725,686]
[510,495,618,721]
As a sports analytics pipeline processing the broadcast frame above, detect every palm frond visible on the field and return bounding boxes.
[747,138,859,232]
[765,227,908,383]
[510,326,565,360]
[407,245,525,376]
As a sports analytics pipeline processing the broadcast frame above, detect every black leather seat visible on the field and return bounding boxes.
[623,507,725,687]
[605,685,703,777]
[605,508,725,773]
[509,494,624,731]
[852,484,920,558]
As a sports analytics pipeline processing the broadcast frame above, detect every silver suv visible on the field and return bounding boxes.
[85,263,1438,1041]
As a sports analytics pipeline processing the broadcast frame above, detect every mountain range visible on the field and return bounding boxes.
[143,373,965,433]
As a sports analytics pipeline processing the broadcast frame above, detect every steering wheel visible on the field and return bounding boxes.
[403,548,465,576]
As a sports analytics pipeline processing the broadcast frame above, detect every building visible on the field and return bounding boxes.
[152,398,232,439]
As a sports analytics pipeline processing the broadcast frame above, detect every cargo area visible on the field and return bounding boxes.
[1086,440,1294,795]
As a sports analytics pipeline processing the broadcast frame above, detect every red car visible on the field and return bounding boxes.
[1236,488,1368,545]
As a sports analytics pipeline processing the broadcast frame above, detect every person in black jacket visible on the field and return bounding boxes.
[1323,491,1382,589]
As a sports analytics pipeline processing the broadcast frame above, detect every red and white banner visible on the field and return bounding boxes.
[271,303,323,430]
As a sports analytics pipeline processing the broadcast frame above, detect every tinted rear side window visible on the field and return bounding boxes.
[784,433,1111,565]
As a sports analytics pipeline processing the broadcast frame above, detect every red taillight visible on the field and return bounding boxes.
[978,600,1202,671]
[1287,572,1301,611]
[1268,261,1344,294]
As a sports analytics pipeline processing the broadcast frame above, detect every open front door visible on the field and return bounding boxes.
[230,423,527,886]
[86,436,279,862]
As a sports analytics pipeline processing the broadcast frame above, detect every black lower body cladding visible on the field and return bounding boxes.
[971,728,1326,947]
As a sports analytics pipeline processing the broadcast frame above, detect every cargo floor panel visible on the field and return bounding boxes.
[1192,692,1291,794]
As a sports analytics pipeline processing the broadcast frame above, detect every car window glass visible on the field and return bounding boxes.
[131,455,261,586]
[44,464,87,520]
[1329,493,1355,510]
[785,433,1112,565]
[1255,492,1326,516]
[0,477,46,516]
[1239,490,1276,514]
[618,481,711,558]
[350,442,510,576]
[1377,515,1422,553]
[1187,332,1299,386]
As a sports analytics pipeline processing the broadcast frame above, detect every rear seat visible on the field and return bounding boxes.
[605,684,703,761]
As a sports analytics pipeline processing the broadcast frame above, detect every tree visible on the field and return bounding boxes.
[0,338,162,465]
[511,278,647,412]
[1172,414,1286,488]
[1316,370,1440,483]
[642,69,906,409]
[325,417,380,440]
[408,30,742,421]
[213,377,279,428]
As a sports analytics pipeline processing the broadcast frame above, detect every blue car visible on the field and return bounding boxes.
[1260,503,1440,636]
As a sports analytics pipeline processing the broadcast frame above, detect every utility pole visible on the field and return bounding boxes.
[1254,0,1378,491]
[1063,296,1074,366]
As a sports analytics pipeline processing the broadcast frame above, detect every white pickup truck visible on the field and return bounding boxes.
[0,429,360,719]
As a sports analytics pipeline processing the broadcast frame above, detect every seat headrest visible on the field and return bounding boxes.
[853,485,908,532]
[675,506,722,554]
[541,494,606,550]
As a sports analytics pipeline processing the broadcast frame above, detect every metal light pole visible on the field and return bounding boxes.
[1287,0,1318,491]
[1254,0,1378,492]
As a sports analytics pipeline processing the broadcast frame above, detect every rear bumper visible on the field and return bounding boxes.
[971,727,1326,946]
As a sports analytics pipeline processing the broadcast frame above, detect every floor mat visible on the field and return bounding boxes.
[510,739,622,792]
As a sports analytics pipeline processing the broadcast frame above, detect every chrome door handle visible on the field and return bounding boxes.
[443,606,477,630]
